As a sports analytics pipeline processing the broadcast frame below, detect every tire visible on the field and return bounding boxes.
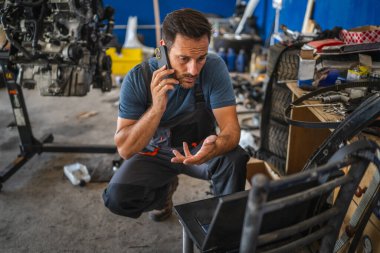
[255,44,301,175]
[265,119,289,159]
[255,149,286,176]
[266,44,286,77]
[266,155,286,176]
[256,117,289,175]
[267,44,300,81]
[277,48,299,81]
[303,93,380,171]
[271,82,292,122]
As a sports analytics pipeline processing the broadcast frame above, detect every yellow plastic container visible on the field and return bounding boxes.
[106,47,143,75]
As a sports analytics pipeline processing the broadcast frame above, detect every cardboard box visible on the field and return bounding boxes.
[246,158,280,186]
[300,48,315,59]
[340,26,380,44]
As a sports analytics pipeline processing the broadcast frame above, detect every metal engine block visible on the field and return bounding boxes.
[0,0,114,96]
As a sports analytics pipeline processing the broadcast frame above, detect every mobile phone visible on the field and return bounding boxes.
[155,45,174,78]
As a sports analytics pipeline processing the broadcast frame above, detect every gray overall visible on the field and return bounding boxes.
[103,62,249,218]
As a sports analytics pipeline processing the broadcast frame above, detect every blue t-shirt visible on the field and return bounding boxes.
[118,53,236,124]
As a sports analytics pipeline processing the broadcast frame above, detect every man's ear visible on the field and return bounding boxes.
[160,40,165,46]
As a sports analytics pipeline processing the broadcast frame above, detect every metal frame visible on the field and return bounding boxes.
[240,140,380,253]
[0,51,116,191]
[177,140,380,253]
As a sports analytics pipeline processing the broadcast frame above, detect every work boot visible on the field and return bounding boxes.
[149,177,179,222]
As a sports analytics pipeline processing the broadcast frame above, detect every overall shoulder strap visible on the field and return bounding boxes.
[141,61,152,108]
[194,83,205,103]
[194,69,205,103]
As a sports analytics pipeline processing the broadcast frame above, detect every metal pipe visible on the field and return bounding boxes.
[114,24,158,30]
[240,174,269,253]
[153,0,161,47]
[302,0,315,33]
[235,0,260,35]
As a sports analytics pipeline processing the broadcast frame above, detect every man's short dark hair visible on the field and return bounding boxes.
[162,8,212,48]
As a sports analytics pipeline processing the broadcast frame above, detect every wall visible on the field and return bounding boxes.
[103,0,380,48]
[256,0,380,43]
[103,0,236,48]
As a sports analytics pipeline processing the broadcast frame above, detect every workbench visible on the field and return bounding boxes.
[286,82,380,252]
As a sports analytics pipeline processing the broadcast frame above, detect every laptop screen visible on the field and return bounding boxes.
[202,190,249,250]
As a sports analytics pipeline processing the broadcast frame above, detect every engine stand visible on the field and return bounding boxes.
[0,51,117,191]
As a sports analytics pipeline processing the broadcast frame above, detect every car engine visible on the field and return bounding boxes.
[0,0,114,96]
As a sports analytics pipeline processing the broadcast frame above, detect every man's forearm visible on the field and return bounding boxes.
[211,127,240,158]
[115,107,163,159]
[206,105,241,161]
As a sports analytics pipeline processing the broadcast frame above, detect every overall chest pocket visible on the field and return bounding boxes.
[170,114,216,148]
[170,123,200,148]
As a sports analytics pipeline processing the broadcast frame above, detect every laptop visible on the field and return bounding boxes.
[174,185,317,252]
[174,190,249,252]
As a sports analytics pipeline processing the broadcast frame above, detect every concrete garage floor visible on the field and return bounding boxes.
[0,86,213,253]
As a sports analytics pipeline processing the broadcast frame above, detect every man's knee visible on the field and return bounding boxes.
[209,145,249,179]
[102,183,147,219]
[223,146,250,172]
[208,146,249,195]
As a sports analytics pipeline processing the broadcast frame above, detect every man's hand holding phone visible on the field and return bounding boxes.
[151,46,178,114]
[155,46,173,73]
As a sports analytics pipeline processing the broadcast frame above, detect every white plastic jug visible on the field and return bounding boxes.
[63,163,91,186]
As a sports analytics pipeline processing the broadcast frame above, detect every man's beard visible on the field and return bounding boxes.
[177,73,198,89]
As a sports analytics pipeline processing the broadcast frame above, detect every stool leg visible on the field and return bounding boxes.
[183,226,194,253]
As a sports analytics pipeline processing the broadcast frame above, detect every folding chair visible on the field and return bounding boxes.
[240,139,380,253]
